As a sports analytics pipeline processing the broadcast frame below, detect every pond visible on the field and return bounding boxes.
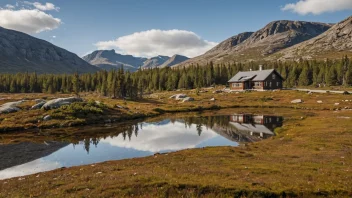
[0,113,283,180]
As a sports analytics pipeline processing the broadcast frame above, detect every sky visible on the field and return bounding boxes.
[0,0,351,58]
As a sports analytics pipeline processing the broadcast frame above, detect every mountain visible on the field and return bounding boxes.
[159,54,189,68]
[0,141,69,171]
[0,26,99,74]
[141,55,170,69]
[272,16,352,60]
[82,50,147,71]
[175,20,332,67]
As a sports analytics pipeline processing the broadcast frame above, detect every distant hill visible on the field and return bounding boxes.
[271,16,352,60]
[0,26,99,74]
[174,20,332,67]
[159,55,189,68]
[141,55,170,69]
[82,50,147,71]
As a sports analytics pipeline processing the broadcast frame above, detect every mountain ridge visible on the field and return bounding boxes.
[271,16,352,60]
[174,19,333,67]
[82,50,147,71]
[0,26,99,74]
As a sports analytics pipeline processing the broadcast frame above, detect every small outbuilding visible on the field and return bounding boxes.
[228,66,284,91]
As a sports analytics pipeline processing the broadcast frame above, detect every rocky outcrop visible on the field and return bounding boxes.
[42,97,83,110]
[82,50,147,71]
[0,101,24,114]
[174,20,332,67]
[0,26,100,74]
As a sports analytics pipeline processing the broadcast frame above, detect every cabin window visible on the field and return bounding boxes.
[232,83,242,87]
[269,82,272,87]
[254,82,261,87]
[272,74,276,79]
[277,82,280,86]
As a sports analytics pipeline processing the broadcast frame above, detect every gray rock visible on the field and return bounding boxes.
[317,100,323,104]
[170,94,188,100]
[42,97,83,110]
[291,99,303,104]
[31,101,46,110]
[34,99,45,104]
[210,98,216,101]
[182,97,195,102]
[43,115,52,121]
[0,101,23,114]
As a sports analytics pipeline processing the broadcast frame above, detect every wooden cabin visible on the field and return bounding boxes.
[228,66,284,90]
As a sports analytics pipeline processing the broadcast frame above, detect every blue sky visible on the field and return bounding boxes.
[0,0,351,57]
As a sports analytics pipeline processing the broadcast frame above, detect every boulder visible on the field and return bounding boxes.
[182,97,195,102]
[291,99,303,104]
[31,101,46,110]
[43,115,52,121]
[170,94,188,100]
[42,97,83,110]
[210,98,216,101]
[317,100,323,104]
[335,103,340,106]
[34,99,45,104]
[0,101,23,114]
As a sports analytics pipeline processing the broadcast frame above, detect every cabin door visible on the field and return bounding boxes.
[244,81,251,89]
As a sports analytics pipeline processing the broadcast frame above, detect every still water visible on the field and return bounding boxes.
[0,114,283,179]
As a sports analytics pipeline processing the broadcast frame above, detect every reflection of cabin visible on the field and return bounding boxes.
[228,66,284,90]
[229,114,283,138]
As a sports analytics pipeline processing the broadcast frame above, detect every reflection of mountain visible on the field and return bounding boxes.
[0,141,69,171]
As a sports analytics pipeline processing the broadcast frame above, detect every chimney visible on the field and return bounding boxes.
[259,65,263,71]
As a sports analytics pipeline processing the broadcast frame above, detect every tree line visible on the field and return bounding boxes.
[0,56,351,97]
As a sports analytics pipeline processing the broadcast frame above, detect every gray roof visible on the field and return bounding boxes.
[228,69,281,82]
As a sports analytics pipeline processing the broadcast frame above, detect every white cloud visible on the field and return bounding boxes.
[25,1,60,11]
[52,35,56,38]
[282,0,352,15]
[95,29,218,58]
[100,122,218,152]
[0,9,61,34]
[5,4,15,9]
[0,159,61,180]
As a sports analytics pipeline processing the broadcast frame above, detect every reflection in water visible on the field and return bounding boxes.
[0,114,283,180]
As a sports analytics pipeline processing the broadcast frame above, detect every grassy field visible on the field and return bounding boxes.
[0,89,352,197]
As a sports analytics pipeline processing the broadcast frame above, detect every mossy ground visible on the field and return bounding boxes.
[0,89,352,197]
